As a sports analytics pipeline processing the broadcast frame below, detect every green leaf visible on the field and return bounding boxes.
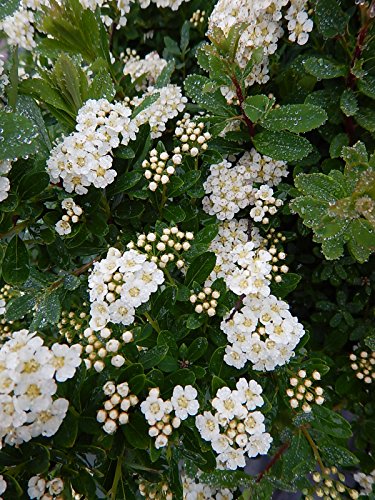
[0,111,39,161]
[131,93,160,119]
[340,89,358,117]
[329,133,349,158]
[185,252,216,286]
[253,130,313,161]
[364,336,375,350]
[107,171,143,197]
[17,95,52,155]
[2,235,30,285]
[311,406,352,438]
[155,60,175,88]
[163,205,186,223]
[271,273,301,299]
[186,337,208,362]
[261,104,327,133]
[184,75,235,117]
[5,294,36,321]
[243,95,273,123]
[320,444,359,466]
[357,75,375,100]
[315,0,348,38]
[0,0,20,20]
[88,67,115,101]
[129,374,146,395]
[139,345,169,370]
[294,173,346,202]
[355,102,375,132]
[303,57,346,79]
[18,169,50,200]
[31,291,61,330]
[282,432,314,476]
[347,218,375,263]
[53,409,79,448]
[122,413,150,449]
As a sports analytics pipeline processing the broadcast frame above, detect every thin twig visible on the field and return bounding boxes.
[256,441,290,483]
[231,76,255,138]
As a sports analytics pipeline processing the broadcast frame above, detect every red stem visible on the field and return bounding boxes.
[256,441,290,483]
[347,23,369,89]
[231,76,255,138]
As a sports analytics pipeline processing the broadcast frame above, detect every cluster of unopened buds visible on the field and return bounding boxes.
[189,287,220,317]
[58,307,88,343]
[173,114,211,157]
[190,9,206,27]
[138,479,173,500]
[249,186,283,225]
[97,380,138,434]
[28,474,65,500]
[303,467,359,499]
[130,227,194,269]
[261,228,289,283]
[350,349,375,384]
[0,284,18,341]
[81,327,133,372]
[142,148,181,192]
[142,388,182,449]
[55,198,83,236]
[287,370,324,413]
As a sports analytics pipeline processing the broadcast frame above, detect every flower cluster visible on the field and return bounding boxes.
[139,479,173,500]
[189,287,220,317]
[28,474,64,500]
[261,228,289,282]
[195,379,272,470]
[55,198,83,236]
[303,467,359,500]
[88,247,165,330]
[97,380,139,434]
[182,473,233,499]
[287,369,324,413]
[123,51,168,90]
[130,226,194,269]
[237,149,288,187]
[208,0,313,93]
[350,349,375,384]
[285,1,313,45]
[141,385,199,449]
[0,330,81,448]
[222,294,305,371]
[0,160,12,203]
[138,0,191,10]
[203,159,255,220]
[249,185,284,225]
[173,114,211,157]
[0,475,6,500]
[0,8,36,50]
[58,306,89,344]
[142,148,180,192]
[354,469,375,496]
[47,98,137,194]
[130,84,187,138]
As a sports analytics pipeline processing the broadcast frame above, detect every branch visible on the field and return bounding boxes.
[231,76,255,138]
[225,293,245,322]
[256,441,290,483]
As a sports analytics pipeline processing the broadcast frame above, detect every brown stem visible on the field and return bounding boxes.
[225,293,245,322]
[231,76,255,138]
[48,258,98,291]
[347,22,370,89]
[256,441,290,483]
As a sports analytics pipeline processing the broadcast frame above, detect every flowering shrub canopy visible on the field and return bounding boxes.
[0,0,374,498]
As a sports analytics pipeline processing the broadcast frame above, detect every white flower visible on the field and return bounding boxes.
[171,385,199,420]
[0,475,7,496]
[218,447,246,470]
[211,433,232,454]
[28,475,46,499]
[235,378,264,410]
[47,478,64,496]
[246,432,272,457]
[140,391,166,425]
[51,343,82,382]
[211,387,245,421]
[195,411,220,441]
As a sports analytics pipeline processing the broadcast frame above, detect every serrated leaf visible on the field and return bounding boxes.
[311,406,352,438]
[357,75,375,99]
[243,95,272,122]
[303,57,346,79]
[184,75,235,117]
[315,0,348,38]
[253,130,313,161]
[0,111,39,161]
[5,294,36,321]
[340,89,358,117]
[155,60,175,88]
[294,173,346,202]
[320,444,359,466]
[261,104,327,133]
[0,0,20,20]
[364,336,375,350]
[88,68,115,101]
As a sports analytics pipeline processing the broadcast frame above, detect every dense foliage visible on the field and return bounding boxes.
[0,0,374,498]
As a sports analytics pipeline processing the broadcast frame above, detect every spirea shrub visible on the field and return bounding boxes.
[0,0,374,498]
